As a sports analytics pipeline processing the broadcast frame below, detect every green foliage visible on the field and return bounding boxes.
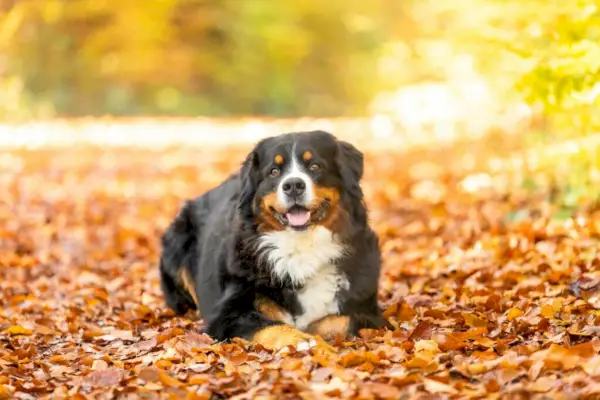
[486,1,600,139]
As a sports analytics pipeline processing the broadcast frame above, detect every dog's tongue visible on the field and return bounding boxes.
[286,209,310,227]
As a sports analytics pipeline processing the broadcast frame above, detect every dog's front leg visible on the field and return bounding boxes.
[204,281,335,352]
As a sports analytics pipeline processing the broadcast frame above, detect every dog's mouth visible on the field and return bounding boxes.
[270,202,330,231]
[285,206,311,228]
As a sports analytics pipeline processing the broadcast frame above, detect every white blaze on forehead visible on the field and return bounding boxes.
[276,145,314,206]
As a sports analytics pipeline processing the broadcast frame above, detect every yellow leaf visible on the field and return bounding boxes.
[0,384,14,400]
[467,363,488,375]
[406,351,434,369]
[461,312,488,328]
[552,299,564,313]
[414,340,440,354]
[507,308,524,320]
[3,325,32,336]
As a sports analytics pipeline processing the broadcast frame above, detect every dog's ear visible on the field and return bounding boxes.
[336,140,364,199]
[238,149,259,217]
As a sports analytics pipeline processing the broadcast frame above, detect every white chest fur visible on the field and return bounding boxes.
[256,226,348,329]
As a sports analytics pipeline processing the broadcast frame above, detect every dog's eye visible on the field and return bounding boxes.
[270,168,281,177]
[309,163,321,172]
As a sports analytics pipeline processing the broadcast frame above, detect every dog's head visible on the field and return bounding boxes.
[238,130,365,233]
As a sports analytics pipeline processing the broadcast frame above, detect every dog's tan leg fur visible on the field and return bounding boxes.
[254,296,288,322]
[177,267,201,318]
[307,315,350,341]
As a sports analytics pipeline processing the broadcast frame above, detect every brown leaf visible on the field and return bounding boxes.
[361,382,402,399]
[84,368,124,388]
[408,321,433,341]
[311,367,333,382]
[91,359,109,371]
[384,300,416,322]
[157,327,185,344]
[138,367,160,382]
[437,328,488,351]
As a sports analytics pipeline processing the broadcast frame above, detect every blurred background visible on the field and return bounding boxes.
[0,0,597,133]
[0,0,599,185]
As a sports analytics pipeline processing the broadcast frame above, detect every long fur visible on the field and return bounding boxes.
[159,130,387,343]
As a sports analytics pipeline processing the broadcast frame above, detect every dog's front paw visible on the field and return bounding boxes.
[251,325,336,354]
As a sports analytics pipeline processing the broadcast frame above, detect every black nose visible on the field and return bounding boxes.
[282,178,306,197]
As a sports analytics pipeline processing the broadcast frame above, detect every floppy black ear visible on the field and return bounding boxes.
[336,140,364,199]
[238,150,259,218]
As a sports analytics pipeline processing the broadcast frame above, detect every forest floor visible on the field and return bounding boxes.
[1,122,599,399]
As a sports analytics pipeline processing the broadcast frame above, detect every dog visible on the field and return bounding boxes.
[159,130,386,350]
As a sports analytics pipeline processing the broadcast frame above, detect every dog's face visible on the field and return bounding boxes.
[239,131,364,232]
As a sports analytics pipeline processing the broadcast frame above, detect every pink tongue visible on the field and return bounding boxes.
[286,210,310,227]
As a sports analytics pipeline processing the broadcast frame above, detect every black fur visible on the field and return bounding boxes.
[159,130,386,342]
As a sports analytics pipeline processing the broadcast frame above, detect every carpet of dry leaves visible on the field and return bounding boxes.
[1,130,600,400]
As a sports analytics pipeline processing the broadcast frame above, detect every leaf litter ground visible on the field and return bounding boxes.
[1,137,599,400]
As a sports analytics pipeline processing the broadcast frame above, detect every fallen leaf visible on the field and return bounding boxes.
[462,312,488,328]
[92,360,109,370]
[3,325,33,336]
[424,378,457,394]
[84,368,124,388]
[507,308,524,320]
[361,382,402,399]
[158,371,184,387]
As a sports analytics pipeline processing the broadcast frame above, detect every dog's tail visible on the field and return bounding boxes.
[159,200,200,315]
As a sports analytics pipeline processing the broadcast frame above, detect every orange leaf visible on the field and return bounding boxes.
[540,305,554,318]
[384,300,416,322]
[158,371,183,387]
[530,343,594,370]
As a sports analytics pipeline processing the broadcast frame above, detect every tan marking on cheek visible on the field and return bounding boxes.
[257,192,286,232]
[313,187,340,204]
[302,151,312,161]
[307,315,350,341]
[274,154,284,165]
[255,296,287,322]
[311,186,344,232]
[260,191,287,214]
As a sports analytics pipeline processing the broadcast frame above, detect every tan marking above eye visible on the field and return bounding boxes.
[302,151,312,161]
[274,155,284,164]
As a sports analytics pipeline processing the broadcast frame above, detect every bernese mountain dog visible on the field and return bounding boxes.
[159,130,386,350]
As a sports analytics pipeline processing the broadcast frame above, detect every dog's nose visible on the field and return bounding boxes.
[282,178,306,197]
